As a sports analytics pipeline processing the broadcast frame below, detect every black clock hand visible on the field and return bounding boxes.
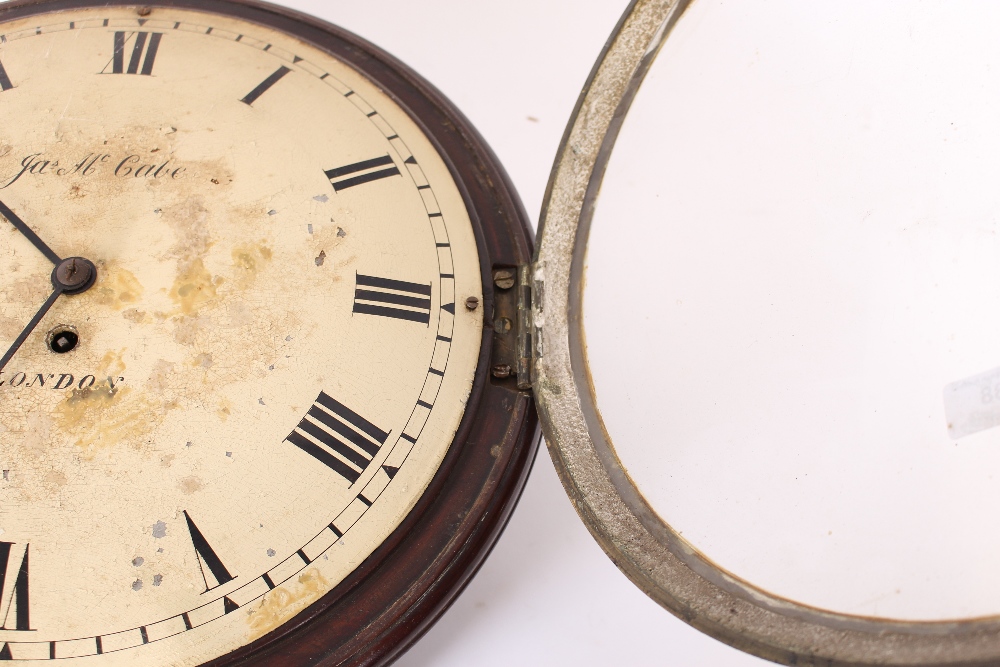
[0,287,63,373]
[0,199,62,265]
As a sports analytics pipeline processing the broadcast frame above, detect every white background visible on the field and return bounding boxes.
[256,2,767,665]
[584,0,1000,623]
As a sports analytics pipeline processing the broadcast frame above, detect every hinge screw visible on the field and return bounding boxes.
[491,364,512,379]
[493,269,515,290]
[464,296,479,311]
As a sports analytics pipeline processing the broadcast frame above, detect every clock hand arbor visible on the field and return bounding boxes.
[0,199,97,372]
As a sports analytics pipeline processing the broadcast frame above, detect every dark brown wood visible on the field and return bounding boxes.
[0,1,540,665]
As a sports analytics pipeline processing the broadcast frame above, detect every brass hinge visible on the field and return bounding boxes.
[488,263,535,391]
[528,261,546,393]
[515,264,533,390]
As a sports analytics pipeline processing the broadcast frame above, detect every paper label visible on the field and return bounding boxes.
[944,366,1000,439]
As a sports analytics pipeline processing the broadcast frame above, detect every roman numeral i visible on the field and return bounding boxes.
[286,392,390,485]
[241,66,291,106]
[105,31,163,75]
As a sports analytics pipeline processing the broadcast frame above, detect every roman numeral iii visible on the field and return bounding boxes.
[286,392,390,485]
[105,31,163,75]
[0,542,30,631]
[183,512,236,594]
[353,274,432,325]
[325,155,400,192]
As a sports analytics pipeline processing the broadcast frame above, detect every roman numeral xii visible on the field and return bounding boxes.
[105,31,163,75]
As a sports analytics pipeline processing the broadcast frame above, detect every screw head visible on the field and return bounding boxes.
[493,269,516,290]
[51,257,97,295]
[491,364,512,379]
[54,258,92,288]
[465,296,480,311]
[138,6,152,16]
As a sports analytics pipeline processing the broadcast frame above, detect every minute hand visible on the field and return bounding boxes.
[0,200,61,265]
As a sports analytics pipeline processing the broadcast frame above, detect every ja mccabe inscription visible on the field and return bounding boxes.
[0,151,187,189]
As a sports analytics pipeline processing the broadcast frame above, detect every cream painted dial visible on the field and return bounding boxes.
[0,5,483,665]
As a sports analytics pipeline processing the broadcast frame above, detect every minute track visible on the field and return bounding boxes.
[0,373,450,661]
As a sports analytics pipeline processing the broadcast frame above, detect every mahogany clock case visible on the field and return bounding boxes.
[0,0,540,665]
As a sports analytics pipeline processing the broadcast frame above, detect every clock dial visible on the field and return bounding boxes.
[0,5,483,665]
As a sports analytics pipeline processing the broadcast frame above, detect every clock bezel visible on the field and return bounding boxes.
[0,1,540,665]
[534,0,1000,665]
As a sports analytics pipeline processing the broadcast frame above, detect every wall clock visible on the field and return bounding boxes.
[0,0,538,665]
[4,0,993,665]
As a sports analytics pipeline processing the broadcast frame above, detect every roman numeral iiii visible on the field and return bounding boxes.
[286,392,390,485]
